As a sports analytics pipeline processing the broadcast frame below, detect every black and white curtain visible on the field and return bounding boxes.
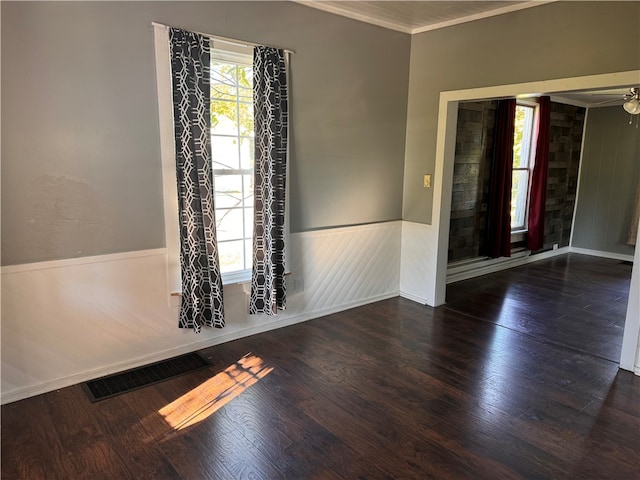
[250,47,288,315]
[169,28,224,332]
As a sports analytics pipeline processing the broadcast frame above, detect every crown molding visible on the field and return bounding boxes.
[293,1,557,35]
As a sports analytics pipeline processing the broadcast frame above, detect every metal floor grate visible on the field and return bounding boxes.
[82,352,209,402]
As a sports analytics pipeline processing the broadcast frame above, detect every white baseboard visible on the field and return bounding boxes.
[569,247,634,263]
[447,250,532,284]
[445,245,636,284]
[399,291,429,305]
[529,246,572,262]
[446,248,572,284]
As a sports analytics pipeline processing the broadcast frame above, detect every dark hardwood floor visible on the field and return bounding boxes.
[2,253,639,479]
[445,253,633,362]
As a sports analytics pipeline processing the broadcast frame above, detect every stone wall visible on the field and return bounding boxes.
[542,103,586,250]
[448,101,496,262]
[448,100,585,263]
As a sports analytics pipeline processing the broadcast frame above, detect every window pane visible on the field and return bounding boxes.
[211,99,238,136]
[240,137,254,169]
[238,102,254,138]
[245,239,253,270]
[211,62,237,101]
[237,65,253,102]
[210,55,254,276]
[243,175,254,208]
[513,105,534,168]
[216,208,244,241]
[214,175,244,209]
[244,207,254,238]
[212,136,240,170]
[218,240,244,273]
[511,169,529,230]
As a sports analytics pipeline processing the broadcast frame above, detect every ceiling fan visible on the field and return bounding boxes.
[622,87,640,114]
[594,87,640,114]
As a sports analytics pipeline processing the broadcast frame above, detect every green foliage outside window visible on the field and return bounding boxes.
[210,62,254,137]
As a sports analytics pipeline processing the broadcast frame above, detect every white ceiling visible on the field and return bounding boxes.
[552,88,634,108]
[295,0,555,34]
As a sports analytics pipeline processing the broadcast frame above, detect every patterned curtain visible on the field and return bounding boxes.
[169,28,224,332]
[250,47,288,315]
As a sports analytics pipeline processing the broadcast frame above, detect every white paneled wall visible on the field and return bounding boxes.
[1,222,401,404]
[399,221,437,305]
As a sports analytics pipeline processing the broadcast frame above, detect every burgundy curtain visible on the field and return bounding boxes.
[526,96,551,251]
[487,99,516,258]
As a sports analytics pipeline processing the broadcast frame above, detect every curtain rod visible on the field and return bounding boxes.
[151,22,295,54]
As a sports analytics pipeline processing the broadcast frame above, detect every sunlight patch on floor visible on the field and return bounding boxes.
[159,354,273,431]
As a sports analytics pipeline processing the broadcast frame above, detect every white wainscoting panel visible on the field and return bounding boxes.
[1,222,401,404]
[400,221,438,305]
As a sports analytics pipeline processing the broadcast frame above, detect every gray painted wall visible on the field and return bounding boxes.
[572,106,640,256]
[404,1,640,224]
[1,1,410,265]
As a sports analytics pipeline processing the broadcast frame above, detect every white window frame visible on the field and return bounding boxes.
[154,25,181,300]
[511,101,538,234]
[210,46,255,284]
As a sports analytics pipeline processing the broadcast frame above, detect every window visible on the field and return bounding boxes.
[154,26,257,298]
[511,103,537,232]
[155,25,290,302]
[210,48,254,282]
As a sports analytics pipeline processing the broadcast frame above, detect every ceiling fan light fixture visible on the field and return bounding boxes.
[623,98,640,115]
[623,88,640,115]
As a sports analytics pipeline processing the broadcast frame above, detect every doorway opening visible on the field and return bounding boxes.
[429,71,640,370]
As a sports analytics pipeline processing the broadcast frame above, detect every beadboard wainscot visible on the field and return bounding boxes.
[1,221,401,404]
[399,220,438,305]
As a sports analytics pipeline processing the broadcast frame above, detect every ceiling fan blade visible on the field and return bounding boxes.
[593,97,628,106]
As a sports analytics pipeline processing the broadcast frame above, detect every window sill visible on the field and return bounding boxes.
[222,270,252,286]
[169,271,251,307]
[511,230,528,243]
[169,271,292,307]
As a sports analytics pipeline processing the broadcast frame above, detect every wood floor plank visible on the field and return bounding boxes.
[203,334,400,479]
[123,370,257,480]
[216,379,385,480]
[1,396,72,480]
[43,386,136,479]
[445,254,632,362]
[89,394,182,479]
